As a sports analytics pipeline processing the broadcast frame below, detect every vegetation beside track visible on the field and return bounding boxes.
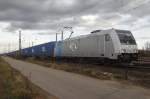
[139,50,150,57]
[24,57,150,89]
[0,57,50,99]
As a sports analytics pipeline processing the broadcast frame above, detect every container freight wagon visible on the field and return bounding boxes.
[22,47,32,57]
[6,50,19,57]
[22,41,56,58]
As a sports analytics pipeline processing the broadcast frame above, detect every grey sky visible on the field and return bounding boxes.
[0,0,150,53]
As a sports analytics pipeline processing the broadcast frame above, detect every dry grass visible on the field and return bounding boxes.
[139,50,150,57]
[0,57,50,99]
[25,57,150,89]
[26,58,117,80]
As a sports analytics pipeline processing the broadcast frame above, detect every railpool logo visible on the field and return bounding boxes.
[69,42,78,51]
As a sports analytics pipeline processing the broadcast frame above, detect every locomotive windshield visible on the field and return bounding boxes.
[116,30,136,45]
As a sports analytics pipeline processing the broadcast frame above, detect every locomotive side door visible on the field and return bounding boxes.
[104,34,113,58]
[99,35,105,57]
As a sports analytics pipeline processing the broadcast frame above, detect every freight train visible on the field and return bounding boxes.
[6,29,138,62]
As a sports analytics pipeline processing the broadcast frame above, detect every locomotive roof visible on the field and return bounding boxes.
[64,29,132,41]
[64,29,110,41]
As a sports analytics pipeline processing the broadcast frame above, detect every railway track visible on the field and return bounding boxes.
[85,60,150,71]
[111,61,150,71]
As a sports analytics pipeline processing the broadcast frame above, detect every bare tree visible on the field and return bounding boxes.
[144,42,150,51]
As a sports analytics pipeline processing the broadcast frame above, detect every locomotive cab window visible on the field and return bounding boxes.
[116,30,136,45]
[105,34,110,41]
